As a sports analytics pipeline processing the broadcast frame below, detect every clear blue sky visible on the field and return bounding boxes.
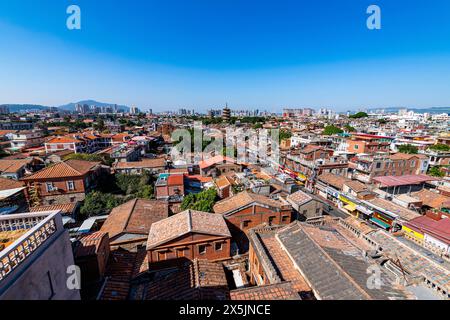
[0,0,450,112]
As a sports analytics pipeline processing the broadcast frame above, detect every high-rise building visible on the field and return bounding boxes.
[130,106,140,114]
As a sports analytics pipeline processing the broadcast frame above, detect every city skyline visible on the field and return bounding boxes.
[1,1,450,112]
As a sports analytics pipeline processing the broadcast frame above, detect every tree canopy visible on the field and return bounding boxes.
[349,112,368,119]
[429,166,445,178]
[279,129,292,142]
[80,191,123,218]
[429,144,450,152]
[180,188,218,213]
[115,172,154,199]
[323,125,344,135]
[398,144,418,154]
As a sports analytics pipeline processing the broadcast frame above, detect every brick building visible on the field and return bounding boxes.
[155,173,185,200]
[146,210,231,270]
[100,198,169,247]
[22,159,107,205]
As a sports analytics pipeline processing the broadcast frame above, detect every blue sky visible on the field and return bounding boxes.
[0,0,450,112]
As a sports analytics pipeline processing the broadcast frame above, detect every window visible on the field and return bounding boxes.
[411,160,416,167]
[282,215,290,223]
[268,216,276,226]
[67,181,75,191]
[242,220,250,229]
[198,245,207,255]
[376,163,381,169]
[354,145,359,150]
[157,251,166,261]
[215,242,223,251]
[46,182,55,192]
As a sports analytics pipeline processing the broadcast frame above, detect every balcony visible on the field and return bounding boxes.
[0,211,61,282]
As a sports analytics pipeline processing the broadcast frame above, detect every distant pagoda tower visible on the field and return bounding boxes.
[222,103,231,122]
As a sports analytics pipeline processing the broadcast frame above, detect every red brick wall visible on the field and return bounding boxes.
[224,205,292,233]
[30,177,86,196]
[147,233,231,270]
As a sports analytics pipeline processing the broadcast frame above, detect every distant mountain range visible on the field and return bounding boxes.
[2,100,130,113]
[367,106,450,114]
[58,100,130,112]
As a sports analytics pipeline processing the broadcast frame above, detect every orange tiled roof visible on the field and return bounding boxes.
[46,136,82,144]
[412,189,450,210]
[73,231,109,258]
[213,191,288,215]
[0,177,25,191]
[101,198,169,240]
[230,282,300,300]
[199,155,235,170]
[22,159,100,180]
[147,210,231,249]
[30,202,78,215]
[0,159,32,173]
[114,158,166,169]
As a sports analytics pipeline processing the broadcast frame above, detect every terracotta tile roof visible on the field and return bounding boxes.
[199,155,235,170]
[287,190,313,206]
[299,145,323,154]
[30,202,78,216]
[22,159,100,180]
[114,158,166,169]
[147,210,231,249]
[213,191,289,215]
[0,159,32,173]
[142,259,229,300]
[168,174,184,186]
[186,175,213,183]
[390,153,428,160]
[0,177,25,191]
[215,175,233,189]
[344,180,368,193]
[412,189,450,210]
[73,231,109,258]
[99,248,138,300]
[111,133,131,142]
[372,174,440,187]
[318,173,351,190]
[101,198,169,240]
[230,282,301,300]
[46,136,82,144]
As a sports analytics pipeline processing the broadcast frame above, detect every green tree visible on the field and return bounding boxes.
[349,112,368,119]
[94,118,106,131]
[279,129,292,142]
[429,144,450,152]
[429,166,445,178]
[323,125,344,135]
[115,172,154,197]
[80,191,123,218]
[180,188,218,213]
[398,144,418,154]
[344,124,356,132]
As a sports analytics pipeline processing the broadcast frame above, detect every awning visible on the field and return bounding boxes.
[356,205,373,215]
[370,217,391,230]
[344,204,357,212]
